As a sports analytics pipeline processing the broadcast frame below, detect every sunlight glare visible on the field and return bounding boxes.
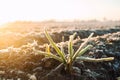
[0,0,120,25]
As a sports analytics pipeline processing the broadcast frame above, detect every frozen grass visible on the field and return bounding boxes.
[37,30,114,73]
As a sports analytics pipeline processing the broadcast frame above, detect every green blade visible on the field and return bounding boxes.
[67,33,76,63]
[68,32,76,58]
[77,45,93,57]
[73,45,93,60]
[76,56,114,62]
[36,50,63,62]
[73,33,94,60]
[45,30,66,63]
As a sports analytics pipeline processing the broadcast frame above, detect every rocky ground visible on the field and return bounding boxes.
[0,21,120,80]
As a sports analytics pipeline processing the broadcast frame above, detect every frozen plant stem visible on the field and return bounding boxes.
[76,57,114,62]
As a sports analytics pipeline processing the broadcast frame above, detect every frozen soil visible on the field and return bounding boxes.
[0,21,120,80]
[0,31,120,80]
[0,28,120,49]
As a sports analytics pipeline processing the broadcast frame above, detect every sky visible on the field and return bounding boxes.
[0,0,120,24]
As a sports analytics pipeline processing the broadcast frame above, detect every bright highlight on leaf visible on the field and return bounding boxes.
[45,44,50,55]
